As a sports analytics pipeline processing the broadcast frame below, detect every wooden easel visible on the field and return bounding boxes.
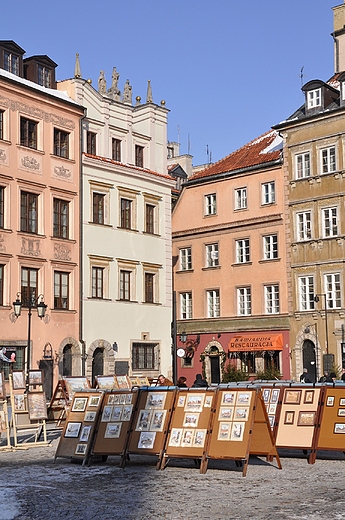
[0,398,12,451]
[47,380,70,426]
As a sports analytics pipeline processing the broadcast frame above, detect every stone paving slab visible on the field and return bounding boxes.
[1,433,345,520]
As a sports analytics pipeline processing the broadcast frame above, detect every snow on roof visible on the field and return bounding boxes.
[189,129,282,181]
[0,67,81,106]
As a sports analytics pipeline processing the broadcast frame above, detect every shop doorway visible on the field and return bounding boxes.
[210,354,221,384]
[92,347,104,385]
[302,340,316,383]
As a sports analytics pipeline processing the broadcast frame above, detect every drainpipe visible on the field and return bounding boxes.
[79,110,87,376]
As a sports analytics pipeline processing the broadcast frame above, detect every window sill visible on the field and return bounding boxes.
[17,145,43,154]
[117,227,139,233]
[203,213,217,218]
[88,221,112,228]
[51,154,75,163]
[51,309,77,313]
[261,202,276,207]
[232,262,252,267]
[143,301,161,306]
[116,299,138,303]
[18,231,45,238]
[202,265,221,271]
[176,269,194,274]
[258,258,281,264]
[143,231,161,237]
[51,236,77,243]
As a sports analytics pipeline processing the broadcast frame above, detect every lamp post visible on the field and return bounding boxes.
[12,292,47,387]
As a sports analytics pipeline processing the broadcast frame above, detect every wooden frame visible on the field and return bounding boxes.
[27,392,47,420]
[14,393,26,412]
[28,370,43,386]
[284,411,295,425]
[64,422,82,438]
[326,396,335,407]
[304,390,314,404]
[12,371,25,390]
[297,411,316,426]
[334,423,345,434]
[284,389,302,405]
[72,397,88,412]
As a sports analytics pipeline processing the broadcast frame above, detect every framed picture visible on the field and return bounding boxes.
[72,397,88,412]
[0,372,4,398]
[284,390,302,405]
[181,429,194,446]
[150,410,166,431]
[14,394,26,412]
[28,370,43,387]
[125,393,133,404]
[271,389,280,403]
[284,411,295,425]
[136,410,152,431]
[65,422,82,438]
[101,406,112,422]
[340,398,345,406]
[0,410,6,432]
[95,376,116,390]
[168,428,183,447]
[79,425,92,442]
[88,395,101,408]
[337,409,345,417]
[119,394,126,404]
[297,411,316,426]
[121,405,133,421]
[204,395,213,408]
[75,443,87,455]
[116,375,130,389]
[84,411,96,422]
[177,395,186,407]
[268,403,277,415]
[138,377,150,386]
[111,406,123,421]
[334,423,345,433]
[27,392,47,420]
[304,390,314,404]
[138,431,156,449]
[64,377,91,396]
[327,396,335,407]
[183,413,199,428]
[107,394,116,405]
[12,371,25,390]
[230,422,245,442]
[235,407,249,421]
[145,393,166,409]
[193,429,207,447]
[263,389,271,403]
[222,392,236,405]
[268,415,275,428]
[184,394,205,413]
[236,392,251,406]
[218,422,231,441]
[129,376,140,387]
[218,407,233,421]
[104,422,122,439]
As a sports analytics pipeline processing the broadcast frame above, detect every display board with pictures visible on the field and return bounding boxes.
[55,391,104,462]
[125,388,176,460]
[162,388,215,467]
[92,389,139,457]
[311,386,345,462]
[205,387,281,476]
[261,385,283,434]
[275,385,322,451]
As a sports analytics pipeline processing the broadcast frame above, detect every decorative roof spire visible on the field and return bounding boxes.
[74,53,81,78]
[146,80,153,103]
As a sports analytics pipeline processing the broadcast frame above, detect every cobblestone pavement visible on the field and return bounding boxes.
[1,431,345,520]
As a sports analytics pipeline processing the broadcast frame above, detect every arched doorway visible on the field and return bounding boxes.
[62,344,73,377]
[200,341,225,384]
[302,340,316,383]
[92,347,104,385]
[209,346,221,384]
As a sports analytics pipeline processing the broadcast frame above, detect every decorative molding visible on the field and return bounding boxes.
[53,165,71,179]
[0,149,6,162]
[21,237,41,256]
[0,234,6,252]
[54,243,71,261]
[21,156,40,170]
[0,94,75,130]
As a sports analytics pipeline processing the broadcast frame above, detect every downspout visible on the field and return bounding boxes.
[80,110,87,376]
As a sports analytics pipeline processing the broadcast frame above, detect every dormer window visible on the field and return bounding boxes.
[4,50,19,75]
[37,65,51,87]
[307,89,321,109]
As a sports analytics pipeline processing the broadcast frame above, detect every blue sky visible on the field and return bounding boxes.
[2,0,338,166]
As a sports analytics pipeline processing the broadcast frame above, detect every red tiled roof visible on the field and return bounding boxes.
[189,130,283,181]
[83,153,174,181]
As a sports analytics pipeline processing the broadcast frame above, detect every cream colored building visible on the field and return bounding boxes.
[59,64,174,383]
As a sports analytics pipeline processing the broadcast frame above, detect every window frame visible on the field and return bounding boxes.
[205,243,219,268]
[295,152,311,179]
[4,51,19,75]
[120,198,132,229]
[119,269,131,301]
[261,181,275,205]
[0,110,4,141]
[236,238,250,264]
[296,211,312,241]
[21,267,38,306]
[53,198,69,239]
[263,234,278,260]
[20,191,38,234]
[112,138,121,162]
[204,193,217,216]
[180,292,192,320]
[324,273,341,309]
[298,275,315,311]
[92,266,104,299]
[0,264,4,306]
[206,289,220,318]
[37,64,52,88]
[92,192,105,225]
[179,247,192,271]
[307,88,321,109]
[237,286,251,316]
[54,271,69,310]
[322,207,338,238]
[135,145,144,168]
[54,128,69,159]
[0,186,4,229]
[86,131,97,155]
[264,284,280,314]
[20,117,38,149]
[320,146,336,174]
[132,342,159,371]
[235,187,247,210]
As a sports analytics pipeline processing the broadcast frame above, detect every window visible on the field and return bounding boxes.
[87,131,96,155]
[112,138,121,162]
[21,267,38,305]
[264,285,280,314]
[20,117,37,149]
[205,243,219,267]
[205,193,217,215]
[0,110,3,140]
[296,211,311,241]
[296,152,310,179]
[298,276,315,311]
[0,346,25,380]
[144,273,154,303]
[307,89,321,109]
[37,65,51,87]
[54,271,69,309]
[324,273,341,309]
[92,193,105,225]
[145,204,155,234]
[236,239,250,263]
[53,198,69,239]
[207,289,220,318]
[120,198,132,229]
[20,192,38,234]
[262,182,275,205]
[321,146,336,174]
[322,207,338,238]
[235,188,247,210]
[4,51,19,75]
[180,292,192,319]
[132,342,158,370]
[135,145,144,168]
[0,264,3,306]
[263,234,278,260]
[54,129,69,158]
[180,247,192,271]
[92,267,104,299]
[237,287,251,316]
[120,270,131,301]
[0,186,3,229]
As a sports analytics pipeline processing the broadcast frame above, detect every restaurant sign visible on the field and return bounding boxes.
[228,334,283,352]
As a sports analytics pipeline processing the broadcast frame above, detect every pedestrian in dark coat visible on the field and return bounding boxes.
[192,373,208,388]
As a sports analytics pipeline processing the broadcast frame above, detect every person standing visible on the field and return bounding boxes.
[300,368,311,383]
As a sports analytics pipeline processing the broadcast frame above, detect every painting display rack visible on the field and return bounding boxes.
[0,398,12,451]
